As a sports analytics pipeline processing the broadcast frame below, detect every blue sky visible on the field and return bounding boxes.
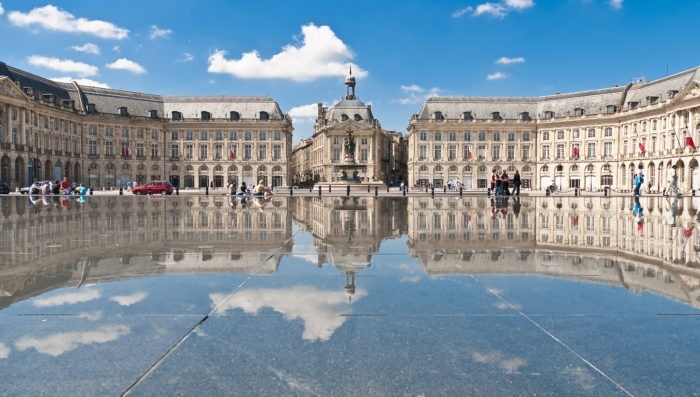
[0,0,698,145]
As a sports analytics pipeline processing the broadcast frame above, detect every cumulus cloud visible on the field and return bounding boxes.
[0,3,4,16]
[106,58,146,74]
[8,5,128,39]
[453,0,534,18]
[28,55,98,77]
[149,25,173,39]
[78,311,103,321]
[112,45,121,53]
[396,84,441,105]
[49,76,110,88]
[0,342,9,359]
[496,56,525,65]
[288,103,319,125]
[32,288,101,307]
[208,23,367,82]
[71,43,100,55]
[109,292,148,306]
[487,72,506,80]
[609,0,623,9]
[15,325,130,356]
[211,285,366,341]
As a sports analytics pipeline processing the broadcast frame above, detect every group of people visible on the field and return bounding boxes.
[30,177,88,196]
[490,169,522,196]
[228,180,274,196]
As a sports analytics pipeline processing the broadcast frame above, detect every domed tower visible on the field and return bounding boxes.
[345,67,356,100]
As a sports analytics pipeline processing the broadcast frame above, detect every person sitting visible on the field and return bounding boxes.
[75,183,88,196]
[253,180,273,196]
[238,182,248,195]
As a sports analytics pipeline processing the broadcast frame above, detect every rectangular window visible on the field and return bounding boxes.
[245,131,252,141]
[522,146,530,160]
[604,127,612,137]
[361,137,368,145]
[244,144,252,159]
[542,132,549,140]
[478,132,486,141]
[88,125,97,136]
[200,131,208,140]
[88,140,97,155]
[419,145,427,160]
[151,130,158,140]
[199,145,208,159]
[105,127,114,137]
[215,131,223,141]
[542,145,550,159]
[186,131,194,141]
[464,132,472,141]
[523,132,530,141]
[507,145,515,160]
[171,144,179,158]
[105,141,114,156]
[492,146,500,160]
[493,132,500,141]
[587,129,596,138]
[433,145,442,160]
[273,145,282,160]
[507,132,515,141]
[449,132,457,141]
[478,145,486,160]
[171,131,178,140]
[185,144,193,158]
[274,131,281,140]
[122,128,129,138]
[587,143,596,158]
[419,132,427,141]
[572,129,579,139]
[332,148,341,162]
[556,144,564,159]
[137,143,145,157]
[448,145,456,160]
[259,131,267,140]
[360,148,368,162]
[229,131,238,140]
[151,143,159,158]
[258,144,267,160]
[215,144,223,159]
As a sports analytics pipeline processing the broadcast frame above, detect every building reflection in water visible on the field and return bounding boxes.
[1,194,699,310]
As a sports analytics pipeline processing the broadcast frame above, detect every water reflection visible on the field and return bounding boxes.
[1,195,700,310]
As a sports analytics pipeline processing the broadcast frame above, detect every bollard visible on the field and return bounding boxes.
[347,185,350,197]
[310,185,313,193]
[375,186,378,197]
[604,187,608,197]
[546,188,551,197]
[368,185,371,193]
[119,187,123,196]
[329,185,332,193]
[403,187,406,196]
[574,187,579,197]
[693,189,696,197]
[487,188,491,197]
[459,187,463,197]
[431,187,435,198]
[176,186,179,195]
[290,186,293,196]
[387,185,390,193]
[444,186,447,193]
[205,186,209,195]
[89,187,94,196]
[318,186,321,196]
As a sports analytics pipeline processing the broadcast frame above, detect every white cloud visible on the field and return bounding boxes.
[179,52,194,63]
[112,45,121,53]
[396,84,441,105]
[78,311,103,321]
[8,5,128,39]
[15,325,130,356]
[487,72,507,80]
[609,0,623,9]
[106,58,146,74]
[71,43,100,55]
[0,342,9,359]
[110,292,148,306]
[211,285,366,341]
[208,23,367,82]
[50,76,110,88]
[28,55,98,77]
[288,103,319,125]
[149,25,173,39]
[32,288,101,307]
[496,56,525,65]
[501,357,527,374]
[453,0,534,18]
[0,3,4,16]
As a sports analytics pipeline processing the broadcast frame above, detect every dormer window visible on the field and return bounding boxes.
[149,110,158,119]
[520,112,530,121]
[87,103,96,113]
[646,96,659,105]
[172,111,182,121]
[118,106,129,116]
[543,110,554,120]
[606,105,617,114]
[201,111,211,121]
[229,111,240,121]
[433,111,444,121]
[62,100,74,109]
[42,94,55,104]
[462,111,473,121]
[491,112,502,121]
[573,108,584,117]
[341,114,349,121]
[23,87,33,97]
[628,101,639,109]
[354,114,362,121]
[259,111,270,121]
[667,89,679,98]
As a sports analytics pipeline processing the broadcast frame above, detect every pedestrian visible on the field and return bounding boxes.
[512,170,521,196]
[633,165,644,196]
[665,165,679,196]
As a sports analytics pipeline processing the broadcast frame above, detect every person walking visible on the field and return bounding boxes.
[665,165,679,197]
[512,170,521,196]
[633,165,644,196]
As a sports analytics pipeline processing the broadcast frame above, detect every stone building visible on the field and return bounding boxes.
[0,61,293,190]
[291,70,406,186]
[408,67,700,193]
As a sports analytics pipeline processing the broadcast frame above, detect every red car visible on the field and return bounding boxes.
[132,180,174,195]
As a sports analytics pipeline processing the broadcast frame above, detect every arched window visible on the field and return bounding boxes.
[522,166,531,172]
[228,165,238,172]
[172,111,182,121]
[434,165,443,172]
[341,114,349,121]
[449,165,457,172]
[259,111,270,121]
[419,165,428,172]
[243,165,253,172]
[198,165,208,172]
[170,165,178,171]
[354,114,362,121]
[214,165,223,172]
[152,165,160,171]
[541,165,549,173]
[201,111,211,121]
[186,165,194,172]
[463,166,472,172]
[229,111,240,121]
[272,165,282,172]
[258,165,267,172]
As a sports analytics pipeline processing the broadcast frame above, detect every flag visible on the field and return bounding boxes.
[229,145,235,159]
[572,146,579,158]
[467,143,472,159]
[685,127,696,150]
[124,143,130,157]
[638,142,646,152]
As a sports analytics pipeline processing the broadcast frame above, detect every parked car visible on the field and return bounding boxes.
[132,180,174,195]
[20,181,48,194]
[0,181,9,194]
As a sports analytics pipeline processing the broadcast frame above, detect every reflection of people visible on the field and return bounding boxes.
[239,182,248,195]
[254,196,272,211]
[634,165,644,196]
[665,196,679,240]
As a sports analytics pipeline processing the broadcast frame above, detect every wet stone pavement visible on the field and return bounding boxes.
[0,194,699,396]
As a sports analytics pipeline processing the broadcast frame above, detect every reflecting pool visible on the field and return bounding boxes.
[1,194,699,396]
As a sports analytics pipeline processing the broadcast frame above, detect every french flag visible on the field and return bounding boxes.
[125,143,130,157]
[229,145,235,159]
[638,142,646,153]
[467,143,472,159]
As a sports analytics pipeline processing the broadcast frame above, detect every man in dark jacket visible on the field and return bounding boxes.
[512,170,521,196]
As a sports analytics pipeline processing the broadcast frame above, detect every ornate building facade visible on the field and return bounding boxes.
[408,67,700,192]
[0,62,293,190]
[291,71,406,186]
